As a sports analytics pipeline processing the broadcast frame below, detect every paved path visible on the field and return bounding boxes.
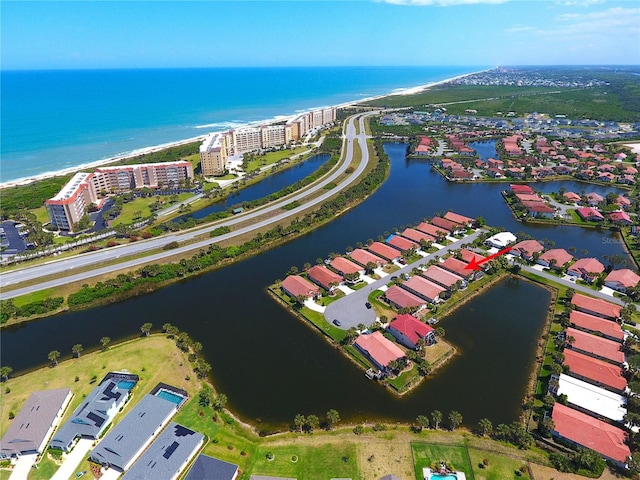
[50,438,93,480]
[1,113,376,299]
[324,230,482,329]
[8,454,37,480]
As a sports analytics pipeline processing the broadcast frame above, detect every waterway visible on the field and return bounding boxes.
[1,143,630,432]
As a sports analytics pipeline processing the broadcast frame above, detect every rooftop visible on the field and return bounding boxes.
[354,331,405,368]
[570,310,624,341]
[566,327,624,364]
[184,454,239,480]
[571,293,621,319]
[384,285,426,309]
[368,242,401,261]
[281,275,320,298]
[605,269,640,289]
[388,314,434,345]
[563,349,627,392]
[330,257,363,275]
[555,374,626,423]
[349,249,386,267]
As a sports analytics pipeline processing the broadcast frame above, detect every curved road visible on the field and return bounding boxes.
[1,113,377,299]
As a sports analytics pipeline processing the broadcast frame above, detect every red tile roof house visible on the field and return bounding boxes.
[551,403,630,468]
[609,211,633,226]
[567,258,605,284]
[384,285,426,310]
[576,207,605,222]
[487,158,504,170]
[571,292,621,320]
[415,222,448,240]
[506,168,525,179]
[386,235,419,252]
[597,172,615,183]
[349,248,386,268]
[330,256,364,277]
[604,268,640,293]
[615,195,632,210]
[585,192,604,206]
[440,256,476,280]
[401,228,435,246]
[565,327,624,365]
[421,265,466,291]
[511,240,545,261]
[354,331,406,375]
[563,192,582,203]
[400,275,446,303]
[528,203,556,219]
[387,314,436,350]
[487,167,504,178]
[563,349,627,394]
[430,216,462,234]
[444,211,475,227]
[281,275,320,301]
[570,310,624,343]
[510,184,534,194]
[537,249,574,270]
[307,265,343,292]
[368,242,402,262]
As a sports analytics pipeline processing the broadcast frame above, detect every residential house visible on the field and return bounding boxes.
[353,331,406,374]
[511,240,545,260]
[510,184,534,194]
[281,275,320,301]
[400,276,446,303]
[368,242,402,262]
[440,256,476,280]
[585,193,604,206]
[609,211,633,225]
[307,265,342,292]
[330,257,364,278]
[386,235,419,253]
[565,328,624,365]
[563,349,627,394]
[576,207,604,222]
[563,192,582,203]
[537,249,573,269]
[415,222,448,240]
[487,158,504,170]
[350,248,386,268]
[184,454,239,480]
[384,285,426,310]
[552,374,626,424]
[597,172,615,182]
[485,231,517,249]
[487,167,504,178]
[443,211,475,227]
[421,265,466,291]
[604,269,640,293]
[615,195,632,210]
[551,403,630,468]
[430,217,461,234]
[506,167,525,179]
[571,292,620,320]
[570,310,624,343]
[401,228,435,246]
[387,314,436,350]
[567,259,605,283]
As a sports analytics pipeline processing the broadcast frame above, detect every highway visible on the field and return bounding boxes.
[1,113,377,299]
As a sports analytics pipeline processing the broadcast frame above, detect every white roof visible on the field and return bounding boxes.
[51,172,92,201]
[557,373,626,422]
[200,133,223,153]
[486,231,517,248]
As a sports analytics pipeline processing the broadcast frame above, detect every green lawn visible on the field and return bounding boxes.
[112,193,193,225]
[467,447,530,480]
[411,442,474,479]
[245,147,308,172]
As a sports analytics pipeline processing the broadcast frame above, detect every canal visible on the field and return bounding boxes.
[0,143,630,432]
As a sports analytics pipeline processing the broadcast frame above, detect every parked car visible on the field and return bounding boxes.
[365,302,372,309]
[333,319,341,326]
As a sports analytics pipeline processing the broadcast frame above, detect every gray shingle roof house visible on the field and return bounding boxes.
[89,394,177,472]
[184,454,239,480]
[49,372,138,452]
[121,422,203,480]
[0,389,72,459]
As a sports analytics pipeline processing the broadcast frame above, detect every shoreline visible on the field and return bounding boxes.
[0,68,490,190]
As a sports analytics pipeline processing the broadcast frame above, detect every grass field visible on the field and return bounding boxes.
[411,442,475,479]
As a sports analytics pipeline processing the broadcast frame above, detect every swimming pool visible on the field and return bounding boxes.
[422,468,465,480]
[117,380,136,390]
[156,389,185,405]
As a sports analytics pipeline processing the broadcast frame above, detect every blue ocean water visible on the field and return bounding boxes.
[1,66,482,183]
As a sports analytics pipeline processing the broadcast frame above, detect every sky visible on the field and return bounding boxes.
[1,0,639,70]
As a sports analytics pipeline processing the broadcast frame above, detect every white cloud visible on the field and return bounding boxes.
[378,0,510,6]
[505,24,535,33]
[555,0,604,6]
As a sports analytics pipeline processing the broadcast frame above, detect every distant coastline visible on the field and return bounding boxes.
[0,68,488,190]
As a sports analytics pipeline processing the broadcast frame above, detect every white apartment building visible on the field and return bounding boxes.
[231,127,262,154]
[260,125,287,149]
[199,133,229,177]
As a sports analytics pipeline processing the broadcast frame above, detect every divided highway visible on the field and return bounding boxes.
[1,113,377,299]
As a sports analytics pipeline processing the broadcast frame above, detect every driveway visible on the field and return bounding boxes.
[99,468,121,480]
[8,454,37,480]
[324,230,482,329]
[50,438,94,480]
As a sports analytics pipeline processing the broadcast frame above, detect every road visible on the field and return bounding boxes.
[1,113,376,299]
[325,230,483,329]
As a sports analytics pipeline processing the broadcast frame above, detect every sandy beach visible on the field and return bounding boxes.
[0,69,487,190]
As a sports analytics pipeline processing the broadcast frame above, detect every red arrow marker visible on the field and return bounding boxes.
[464,246,513,271]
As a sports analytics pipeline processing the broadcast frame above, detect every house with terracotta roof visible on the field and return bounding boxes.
[563,349,627,394]
[615,195,632,210]
[566,328,624,365]
[597,172,615,182]
[443,211,474,227]
[576,207,604,222]
[386,235,419,252]
[511,239,545,261]
[350,248,385,268]
[440,257,475,280]
[307,265,342,292]
[571,293,621,320]
[510,184,534,194]
[387,314,436,350]
[415,222,448,240]
[368,242,402,262]
[281,275,320,301]
[585,192,604,206]
[567,258,605,283]
[604,268,640,293]
[516,193,544,203]
[421,265,466,291]
[528,203,556,218]
[551,403,630,467]
[460,249,486,264]
[401,228,435,246]
[537,249,573,269]
[384,286,426,310]
[400,276,446,303]
[430,217,461,234]
[563,192,582,203]
[609,211,633,226]
[570,310,624,343]
[354,331,406,374]
[330,257,363,278]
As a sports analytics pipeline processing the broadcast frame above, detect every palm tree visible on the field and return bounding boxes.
[478,418,493,436]
[448,410,463,430]
[294,414,305,433]
[431,410,443,430]
[326,409,340,429]
[416,415,430,430]
[306,414,320,432]
[72,344,83,358]
[0,366,13,382]
[100,336,111,351]
[48,350,61,367]
[140,323,153,337]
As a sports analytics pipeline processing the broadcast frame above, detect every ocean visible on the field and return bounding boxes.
[0,66,482,183]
